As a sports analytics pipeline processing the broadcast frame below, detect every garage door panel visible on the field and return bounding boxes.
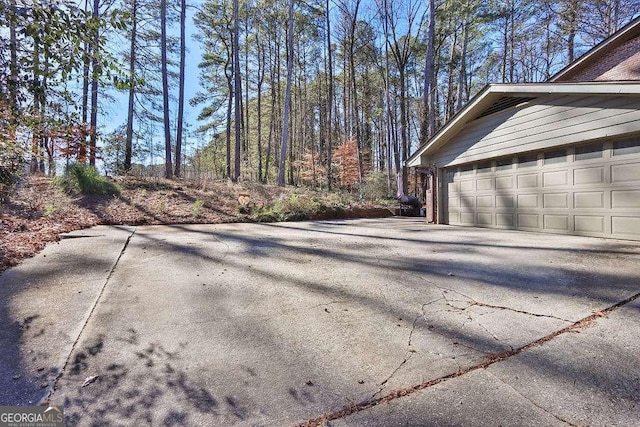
[575,191,605,208]
[476,178,492,190]
[448,197,460,208]
[612,217,640,235]
[496,195,514,207]
[517,174,538,188]
[544,214,569,231]
[496,176,513,189]
[544,193,569,208]
[517,194,538,208]
[611,190,640,208]
[497,214,515,227]
[477,195,493,208]
[574,167,604,185]
[575,216,605,233]
[461,196,474,208]
[543,170,569,187]
[518,214,539,228]
[611,162,640,183]
[460,180,474,191]
[460,212,475,224]
[477,213,493,225]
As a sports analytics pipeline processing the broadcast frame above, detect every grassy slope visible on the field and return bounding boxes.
[0,176,392,272]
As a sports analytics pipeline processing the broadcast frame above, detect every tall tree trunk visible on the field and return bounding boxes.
[89,0,100,167]
[445,30,457,120]
[325,0,334,189]
[8,0,18,114]
[456,19,469,111]
[226,65,233,179]
[278,0,294,187]
[31,36,40,174]
[80,0,90,163]
[160,0,173,178]
[41,50,50,175]
[125,0,138,173]
[567,0,578,63]
[348,0,364,184]
[508,3,515,82]
[233,0,242,182]
[265,39,277,182]
[398,66,408,191]
[501,12,508,82]
[421,0,436,143]
[257,35,265,182]
[244,4,250,168]
[382,0,394,192]
[175,0,187,177]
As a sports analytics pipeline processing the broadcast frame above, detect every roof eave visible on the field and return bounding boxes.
[406,82,640,167]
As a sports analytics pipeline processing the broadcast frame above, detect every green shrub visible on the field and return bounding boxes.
[44,205,57,217]
[254,209,280,222]
[56,163,120,195]
[192,199,205,217]
[248,191,345,222]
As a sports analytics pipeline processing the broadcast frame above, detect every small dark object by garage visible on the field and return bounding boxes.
[397,195,420,216]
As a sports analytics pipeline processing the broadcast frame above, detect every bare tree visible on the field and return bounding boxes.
[278,0,294,187]
[233,0,242,181]
[124,0,138,172]
[161,0,173,178]
[175,0,187,177]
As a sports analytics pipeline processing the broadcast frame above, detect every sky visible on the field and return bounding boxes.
[104,1,205,146]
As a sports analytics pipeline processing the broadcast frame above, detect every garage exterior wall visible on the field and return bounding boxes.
[429,94,640,168]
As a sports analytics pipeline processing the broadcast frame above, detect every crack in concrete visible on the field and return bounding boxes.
[485,370,580,426]
[297,291,640,427]
[438,286,573,323]
[369,352,415,401]
[475,319,515,352]
[470,300,573,323]
[369,300,437,400]
[41,228,137,404]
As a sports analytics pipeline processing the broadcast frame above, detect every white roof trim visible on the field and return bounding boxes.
[406,82,640,168]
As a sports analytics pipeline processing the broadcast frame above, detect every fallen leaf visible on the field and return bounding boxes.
[81,375,99,387]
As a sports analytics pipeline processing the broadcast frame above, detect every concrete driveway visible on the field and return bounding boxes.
[1,218,639,426]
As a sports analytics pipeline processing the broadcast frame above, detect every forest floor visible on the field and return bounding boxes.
[0,175,394,273]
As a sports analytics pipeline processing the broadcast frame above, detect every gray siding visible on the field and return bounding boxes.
[429,94,640,167]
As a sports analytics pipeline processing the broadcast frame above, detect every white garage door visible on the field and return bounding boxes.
[444,138,640,240]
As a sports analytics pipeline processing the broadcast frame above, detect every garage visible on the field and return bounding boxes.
[444,138,640,240]
[408,17,640,241]
[409,86,640,242]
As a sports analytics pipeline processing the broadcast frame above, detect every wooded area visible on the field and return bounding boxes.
[1,0,639,196]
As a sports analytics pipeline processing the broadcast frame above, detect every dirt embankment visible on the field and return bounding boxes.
[0,176,393,272]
